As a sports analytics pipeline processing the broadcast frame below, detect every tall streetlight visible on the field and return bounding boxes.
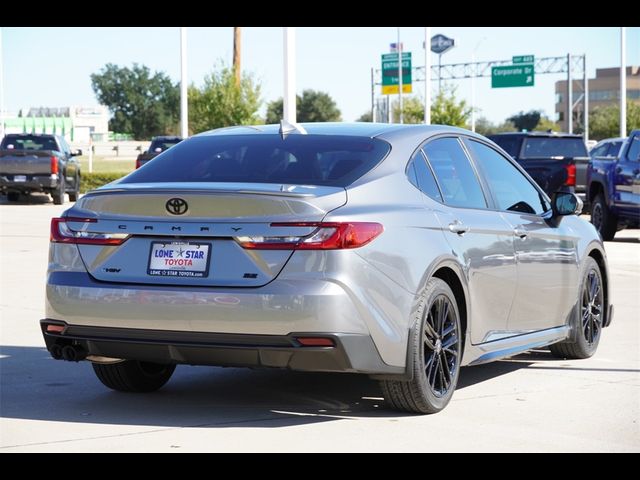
[180,27,188,139]
[283,27,296,123]
[470,36,487,133]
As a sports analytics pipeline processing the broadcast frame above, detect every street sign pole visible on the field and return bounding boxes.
[424,27,431,125]
[397,27,403,124]
[180,27,188,139]
[584,55,589,142]
[620,27,626,138]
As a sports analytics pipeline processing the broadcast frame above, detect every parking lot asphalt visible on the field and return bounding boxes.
[1,194,638,452]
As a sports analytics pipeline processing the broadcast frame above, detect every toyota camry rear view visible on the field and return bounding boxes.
[42,122,612,414]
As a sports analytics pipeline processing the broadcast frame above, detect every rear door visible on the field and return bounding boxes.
[421,137,518,345]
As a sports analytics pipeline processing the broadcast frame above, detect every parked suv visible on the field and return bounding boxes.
[488,132,590,201]
[135,136,183,169]
[587,130,640,240]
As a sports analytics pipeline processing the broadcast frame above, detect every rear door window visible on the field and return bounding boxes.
[122,135,391,187]
[607,141,623,158]
[422,137,487,209]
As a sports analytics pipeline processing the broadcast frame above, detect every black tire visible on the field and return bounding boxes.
[7,192,20,202]
[92,360,176,392]
[68,174,80,202]
[53,175,65,205]
[381,278,462,414]
[591,193,616,241]
[549,257,604,360]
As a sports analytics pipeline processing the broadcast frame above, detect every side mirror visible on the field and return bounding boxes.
[73,149,83,157]
[154,147,162,153]
[552,191,583,217]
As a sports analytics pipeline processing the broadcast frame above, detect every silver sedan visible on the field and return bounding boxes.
[42,122,612,413]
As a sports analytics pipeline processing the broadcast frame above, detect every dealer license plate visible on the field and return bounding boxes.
[147,242,211,277]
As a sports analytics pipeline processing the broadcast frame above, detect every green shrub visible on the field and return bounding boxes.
[81,172,129,193]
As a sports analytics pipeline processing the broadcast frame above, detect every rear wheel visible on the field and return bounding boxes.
[591,193,616,241]
[68,174,80,202]
[549,257,604,359]
[7,192,19,202]
[92,360,176,392]
[52,176,65,205]
[381,278,462,414]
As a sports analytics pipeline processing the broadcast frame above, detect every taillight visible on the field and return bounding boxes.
[135,158,142,169]
[235,222,384,250]
[50,217,129,245]
[565,163,576,187]
[50,156,59,175]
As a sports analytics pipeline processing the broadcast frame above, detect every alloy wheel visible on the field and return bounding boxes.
[423,295,459,397]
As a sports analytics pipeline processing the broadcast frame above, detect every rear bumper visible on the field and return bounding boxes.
[40,320,402,374]
[0,174,57,192]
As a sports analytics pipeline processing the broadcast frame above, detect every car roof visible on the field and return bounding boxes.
[194,122,474,141]
[595,137,626,143]
[489,131,583,139]
[152,136,183,140]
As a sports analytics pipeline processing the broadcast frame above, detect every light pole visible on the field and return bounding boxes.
[283,27,296,123]
[180,27,188,139]
[470,36,487,133]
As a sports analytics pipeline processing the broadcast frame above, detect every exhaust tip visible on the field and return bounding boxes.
[50,344,63,360]
[62,345,86,362]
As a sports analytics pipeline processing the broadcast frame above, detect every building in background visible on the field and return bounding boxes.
[1,105,109,142]
[555,66,640,132]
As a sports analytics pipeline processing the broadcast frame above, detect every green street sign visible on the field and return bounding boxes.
[381,52,412,94]
[492,64,535,88]
[513,55,534,64]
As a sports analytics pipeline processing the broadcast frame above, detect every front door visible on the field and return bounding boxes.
[615,132,640,218]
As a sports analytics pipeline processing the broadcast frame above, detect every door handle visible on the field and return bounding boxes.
[513,226,528,239]
[448,221,470,235]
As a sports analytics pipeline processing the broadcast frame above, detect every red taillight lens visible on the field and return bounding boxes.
[50,156,59,174]
[50,217,129,245]
[135,158,142,169]
[235,222,384,250]
[565,163,576,187]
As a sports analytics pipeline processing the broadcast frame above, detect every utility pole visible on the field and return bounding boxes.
[620,27,626,137]
[233,27,242,88]
[180,27,188,139]
[424,27,431,125]
[283,27,296,123]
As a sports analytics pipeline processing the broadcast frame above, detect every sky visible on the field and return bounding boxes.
[2,27,639,125]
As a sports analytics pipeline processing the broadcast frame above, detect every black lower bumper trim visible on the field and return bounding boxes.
[40,320,402,374]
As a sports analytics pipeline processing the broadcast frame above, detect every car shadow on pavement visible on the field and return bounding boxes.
[1,345,616,431]
[0,193,52,205]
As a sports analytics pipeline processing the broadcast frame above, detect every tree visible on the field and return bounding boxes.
[91,63,179,140]
[188,63,262,134]
[589,101,640,140]
[474,117,516,136]
[507,110,542,132]
[357,111,373,122]
[533,116,560,132]
[265,89,341,124]
[391,87,471,127]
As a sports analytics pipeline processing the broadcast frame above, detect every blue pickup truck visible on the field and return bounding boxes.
[587,129,640,240]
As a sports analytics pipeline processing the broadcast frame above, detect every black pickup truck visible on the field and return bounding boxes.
[135,135,183,169]
[0,134,81,204]
[488,132,590,202]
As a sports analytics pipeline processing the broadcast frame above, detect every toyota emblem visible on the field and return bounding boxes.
[166,198,188,215]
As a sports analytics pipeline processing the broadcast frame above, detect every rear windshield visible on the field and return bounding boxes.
[149,139,181,152]
[489,136,522,158]
[121,134,391,187]
[522,137,588,158]
[1,135,58,151]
